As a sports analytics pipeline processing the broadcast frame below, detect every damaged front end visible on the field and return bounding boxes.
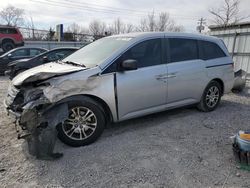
[4,62,86,160]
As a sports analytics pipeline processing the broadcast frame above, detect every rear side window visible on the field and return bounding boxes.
[122,39,162,68]
[47,50,74,61]
[30,49,42,56]
[12,49,28,56]
[200,40,226,60]
[7,28,18,34]
[0,28,17,34]
[169,38,198,62]
[0,28,8,34]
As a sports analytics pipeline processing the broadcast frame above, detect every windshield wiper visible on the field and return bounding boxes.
[61,61,86,67]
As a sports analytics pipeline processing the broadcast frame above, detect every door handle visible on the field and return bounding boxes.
[167,72,177,78]
[155,72,177,80]
[155,74,167,80]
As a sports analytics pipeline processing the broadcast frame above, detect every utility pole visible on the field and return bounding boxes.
[197,18,206,33]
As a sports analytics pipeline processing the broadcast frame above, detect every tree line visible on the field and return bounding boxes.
[0,0,248,40]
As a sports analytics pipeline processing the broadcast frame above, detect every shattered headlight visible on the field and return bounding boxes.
[22,84,51,110]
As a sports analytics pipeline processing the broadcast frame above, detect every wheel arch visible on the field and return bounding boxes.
[211,78,224,94]
[54,94,114,125]
[2,38,15,44]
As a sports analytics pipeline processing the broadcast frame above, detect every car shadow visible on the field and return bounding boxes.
[25,92,250,187]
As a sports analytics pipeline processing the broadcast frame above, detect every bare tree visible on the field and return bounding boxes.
[148,11,156,31]
[0,5,24,26]
[125,23,134,33]
[209,0,249,25]
[111,18,124,34]
[137,18,148,32]
[108,18,135,34]
[157,12,174,31]
[137,11,184,32]
[89,20,106,38]
[24,15,36,39]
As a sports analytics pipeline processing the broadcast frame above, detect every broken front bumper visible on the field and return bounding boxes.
[4,99,21,118]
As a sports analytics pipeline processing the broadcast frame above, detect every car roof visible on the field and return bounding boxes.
[49,47,79,50]
[0,47,48,56]
[10,47,48,51]
[0,25,17,29]
[108,32,219,42]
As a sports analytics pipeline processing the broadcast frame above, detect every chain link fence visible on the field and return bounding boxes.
[18,27,104,42]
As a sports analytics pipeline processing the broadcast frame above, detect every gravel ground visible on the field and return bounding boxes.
[0,76,250,188]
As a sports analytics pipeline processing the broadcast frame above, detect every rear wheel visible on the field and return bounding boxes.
[57,98,105,147]
[2,41,15,52]
[197,81,222,112]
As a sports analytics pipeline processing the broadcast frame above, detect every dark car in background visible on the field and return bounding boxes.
[0,25,25,52]
[0,47,47,75]
[6,47,79,79]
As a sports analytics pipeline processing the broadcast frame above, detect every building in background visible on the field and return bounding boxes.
[209,22,250,79]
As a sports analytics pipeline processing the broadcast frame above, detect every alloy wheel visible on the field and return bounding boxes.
[62,107,97,141]
[205,86,220,108]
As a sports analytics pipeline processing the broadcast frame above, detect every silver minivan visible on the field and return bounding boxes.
[5,32,234,147]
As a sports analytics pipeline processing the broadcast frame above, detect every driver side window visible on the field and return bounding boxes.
[123,39,162,68]
[103,38,162,74]
[12,49,28,57]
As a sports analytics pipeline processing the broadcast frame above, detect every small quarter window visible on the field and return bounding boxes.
[7,28,18,34]
[200,40,226,60]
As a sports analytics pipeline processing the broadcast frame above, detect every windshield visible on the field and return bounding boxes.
[63,37,133,68]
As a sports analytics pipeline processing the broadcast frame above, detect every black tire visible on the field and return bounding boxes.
[197,80,222,112]
[57,98,105,147]
[2,41,15,52]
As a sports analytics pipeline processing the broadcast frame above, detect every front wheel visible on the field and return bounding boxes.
[197,81,222,112]
[57,98,105,147]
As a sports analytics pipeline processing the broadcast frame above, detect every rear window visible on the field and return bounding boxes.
[169,38,198,62]
[200,40,226,60]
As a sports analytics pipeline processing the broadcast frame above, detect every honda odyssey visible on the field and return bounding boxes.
[5,32,234,147]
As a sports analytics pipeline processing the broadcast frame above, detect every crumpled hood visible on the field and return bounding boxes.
[12,62,86,86]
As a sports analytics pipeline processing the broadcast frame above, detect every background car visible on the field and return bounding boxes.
[6,47,79,79]
[0,25,24,52]
[0,47,48,75]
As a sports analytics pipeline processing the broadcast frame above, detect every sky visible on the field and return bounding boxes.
[0,0,250,32]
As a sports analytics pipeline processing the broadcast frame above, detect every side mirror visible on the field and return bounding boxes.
[119,59,137,71]
[42,56,48,63]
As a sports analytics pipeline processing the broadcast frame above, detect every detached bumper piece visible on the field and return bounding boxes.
[19,103,68,160]
[232,69,247,92]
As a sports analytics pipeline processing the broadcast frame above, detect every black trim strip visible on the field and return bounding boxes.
[114,73,119,121]
[206,63,233,68]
